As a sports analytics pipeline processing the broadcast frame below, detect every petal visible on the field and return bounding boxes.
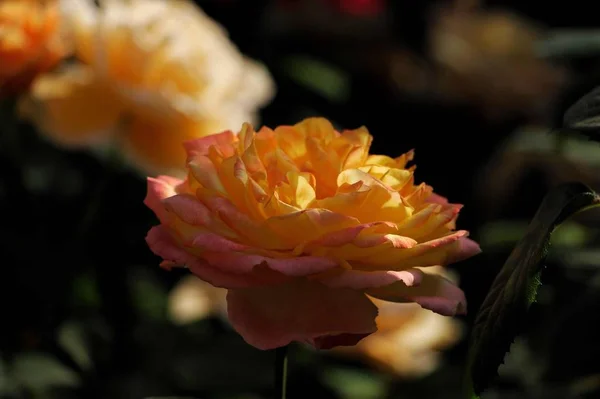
[146,226,285,288]
[427,193,449,205]
[162,193,240,240]
[402,204,463,241]
[448,237,482,263]
[183,130,237,161]
[144,176,184,224]
[263,208,360,248]
[217,155,271,220]
[315,169,413,224]
[188,232,250,252]
[339,127,372,169]
[363,269,467,316]
[321,269,423,290]
[201,251,339,276]
[188,154,227,194]
[197,192,291,250]
[296,222,417,259]
[299,221,397,249]
[19,64,123,146]
[293,117,338,141]
[350,230,476,269]
[226,279,378,350]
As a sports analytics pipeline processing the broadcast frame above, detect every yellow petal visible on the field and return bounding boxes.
[263,208,359,250]
[293,117,337,142]
[314,169,413,224]
[284,171,317,209]
[19,64,123,146]
[337,126,372,169]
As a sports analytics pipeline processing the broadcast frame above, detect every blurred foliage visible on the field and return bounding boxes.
[2,0,600,398]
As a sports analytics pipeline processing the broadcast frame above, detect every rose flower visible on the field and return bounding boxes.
[0,0,69,95]
[19,0,274,175]
[145,117,480,350]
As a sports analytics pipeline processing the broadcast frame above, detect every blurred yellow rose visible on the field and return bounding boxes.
[145,117,480,350]
[168,275,228,325]
[333,267,463,377]
[19,0,275,175]
[0,0,69,95]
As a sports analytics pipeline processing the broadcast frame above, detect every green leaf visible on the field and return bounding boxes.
[71,273,101,308]
[57,321,93,371]
[536,29,600,58]
[11,353,80,392]
[563,86,600,140]
[282,55,351,103]
[0,357,18,395]
[130,267,168,321]
[505,127,600,166]
[322,368,388,399]
[467,182,600,398]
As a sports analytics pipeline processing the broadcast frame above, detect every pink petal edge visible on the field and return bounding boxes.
[448,237,482,263]
[321,268,467,316]
[146,226,287,288]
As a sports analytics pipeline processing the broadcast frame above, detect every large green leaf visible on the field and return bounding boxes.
[467,182,600,397]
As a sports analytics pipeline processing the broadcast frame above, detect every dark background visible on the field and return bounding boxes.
[2,0,600,398]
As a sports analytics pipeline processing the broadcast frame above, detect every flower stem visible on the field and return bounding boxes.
[275,345,289,399]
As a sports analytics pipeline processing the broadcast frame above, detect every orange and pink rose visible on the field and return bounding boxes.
[144,117,480,350]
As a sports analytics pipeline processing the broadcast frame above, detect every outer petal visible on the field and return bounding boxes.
[146,226,287,288]
[321,268,467,316]
[350,230,479,269]
[144,176,184,224]
[227,279,378,350]
[183,130,237,161]
[18,64,123,146]
[201,251,339,276]
[426,193,450,205]
[448,237,481,263]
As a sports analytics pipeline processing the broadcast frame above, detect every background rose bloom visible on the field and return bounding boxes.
[19,0,275,175]
[428,6,566,121]
[145,117,480,350]
[168,275,228,326]
[333,267,463,377]
[0,0,69,95]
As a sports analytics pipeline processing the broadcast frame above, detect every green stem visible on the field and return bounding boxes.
[275,345,289,399]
